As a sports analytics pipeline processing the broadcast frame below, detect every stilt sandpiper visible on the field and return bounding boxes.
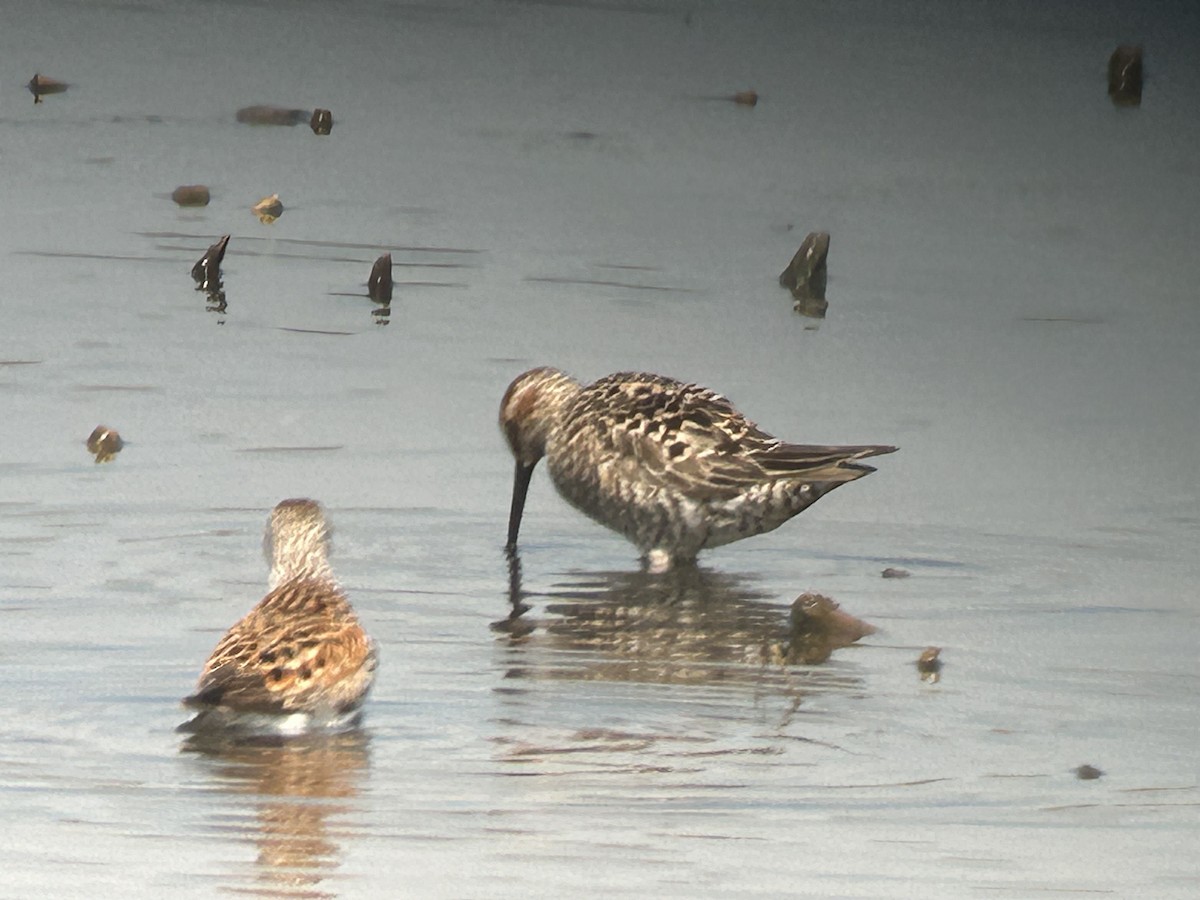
[500,367,896,572]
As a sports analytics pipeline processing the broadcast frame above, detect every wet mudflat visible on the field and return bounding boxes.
[1,1,1198,897]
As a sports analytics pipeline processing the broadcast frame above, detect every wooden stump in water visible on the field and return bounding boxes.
[87,426,123,463]
[191,235,230,290]
[368,253,393,306]
[172,185,211,207]
[1108,45,1143,107]
[311,108,333,135]
[782,593,875,665]
[252,194,284,223]
[29,73,68,103]
[779,231,830,318]
[916,647,942,683]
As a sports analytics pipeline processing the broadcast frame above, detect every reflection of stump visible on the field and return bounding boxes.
[310,109,333,135]
[236,105,310,126]
[205,287,228,318]
[779,231,830,318]
[1108,45,1142,107]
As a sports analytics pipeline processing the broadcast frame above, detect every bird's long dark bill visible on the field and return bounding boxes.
[506,461,536,550]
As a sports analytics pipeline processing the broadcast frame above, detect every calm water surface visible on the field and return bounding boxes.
[1,1,1198,897]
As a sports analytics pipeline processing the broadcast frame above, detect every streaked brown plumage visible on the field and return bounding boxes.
[182,499,376,734]
[500,367,896,571]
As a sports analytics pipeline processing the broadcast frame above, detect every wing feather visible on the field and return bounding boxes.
[186,581,375,714]
[572,373,896,502]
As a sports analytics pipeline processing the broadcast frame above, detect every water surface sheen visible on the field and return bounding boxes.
[1,1,1197,897]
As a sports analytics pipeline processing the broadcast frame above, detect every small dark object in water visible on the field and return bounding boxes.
[916,646,942,683]
[29,73,68,104]
[87,426,123,463]
[236,105,309,126]
[882,567,911,579]
[252,194,283,223]
[172,185,211,207]
[368,253,393,305]
[1108,45,1142,106]
[732,90,758,107]
[1074,764,1104,780]
[779,231,830,318]
[191,235,230,290]
[782,592,876,665]
[311,108,333,135]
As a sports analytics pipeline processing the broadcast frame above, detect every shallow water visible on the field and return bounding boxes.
[1,0,1198,897]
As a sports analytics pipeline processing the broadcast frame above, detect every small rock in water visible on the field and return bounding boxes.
[191,234,230,290]
[29,73,69,103]
[882,567,911,578]
[732,90,758,107]
[1107,45,1142,106]
[310,108,333,135]
[172,185,211,207]
[368,253,393,305]
[251,193,284,223]
[1074,764,1104,780]
[87,426,123,463]
[779,231,830,318]
[236,105,309,126]
[916,646,942,683]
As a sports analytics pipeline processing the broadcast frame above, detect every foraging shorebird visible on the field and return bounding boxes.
[182,499,376,735]
[500,367,895,572]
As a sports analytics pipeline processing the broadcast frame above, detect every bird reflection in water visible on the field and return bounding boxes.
[181,729,370,897]
[496,549,875,688]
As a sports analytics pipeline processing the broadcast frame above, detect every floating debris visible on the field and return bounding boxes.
[191,234,230,290]
[1108,45,1143,107]
[778,592,876,665]
[87,426,123,463]
[882,567,911,579]
[916,646,942,683]
[779,231,830,318]
[29,73,68,104]
[732,90,758,107]
[1074,764,1104,780]
[310,108,333,135]
[235,105,309,126]
[251,193,284,224]
[171,185,211,207]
